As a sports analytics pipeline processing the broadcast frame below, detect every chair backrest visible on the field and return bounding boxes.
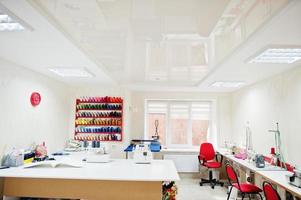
[263,181,281,200]
[199,142,215,161]
[225,164,240,189]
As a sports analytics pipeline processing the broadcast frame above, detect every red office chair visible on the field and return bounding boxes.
[226,163,263,200]
[198,142,224,189]
[263,181,281,200]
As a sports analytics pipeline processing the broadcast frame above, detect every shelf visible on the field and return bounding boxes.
[75,116,122,119]
[75,132,122,134]
[77,109,122,111]
[77,100,123,104]
[76,109,122,111]
[73,138,122,142]
[75,124,122,127]
[80,140,122,142]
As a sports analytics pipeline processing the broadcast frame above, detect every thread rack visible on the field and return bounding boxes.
[74,96,123,142]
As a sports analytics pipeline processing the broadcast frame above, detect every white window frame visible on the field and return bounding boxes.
[144,99,217,148]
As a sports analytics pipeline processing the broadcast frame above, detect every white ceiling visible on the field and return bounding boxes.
[0,0,115,85]
[28,0,230,87]
[199,0,301,92]
[0,0,299,92]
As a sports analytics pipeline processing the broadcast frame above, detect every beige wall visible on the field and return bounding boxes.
[231,65,301,166]
[0,59,72,157]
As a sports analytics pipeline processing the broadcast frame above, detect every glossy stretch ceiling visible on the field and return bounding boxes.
[29,0,230,87]
[0,0,296,91]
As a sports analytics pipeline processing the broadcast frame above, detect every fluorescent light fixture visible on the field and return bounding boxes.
[0,13,24,31]
[163,33,204,40]
[49,68,94,78]
[249,48,301,64]
[0,14,9,21]
[210,81,245,88]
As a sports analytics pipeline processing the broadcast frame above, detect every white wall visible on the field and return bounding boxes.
[0,59,72,158]
[2,50,300,169]
[65,89,232,160]
[231,65,301,166]
[0,57,234,162]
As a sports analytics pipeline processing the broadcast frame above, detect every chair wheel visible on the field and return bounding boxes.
[199,182,203,186]
[221,183,224,187]
[211,185,214,189]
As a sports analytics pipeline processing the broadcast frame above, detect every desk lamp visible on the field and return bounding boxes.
[268,122,286,168]
[151,120,160,140]
[246,121,255,162]
[245,121,253,151]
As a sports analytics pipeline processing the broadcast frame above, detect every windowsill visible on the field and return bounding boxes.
[161,146,199,150]
[160,147,199,154]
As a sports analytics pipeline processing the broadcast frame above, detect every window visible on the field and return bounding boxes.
[145,100,213,147]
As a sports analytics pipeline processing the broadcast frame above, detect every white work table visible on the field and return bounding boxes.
[257,170,301,198]
[218,148,301,198]
[0,159,179,182]
[218,149,284,172]
[0,154,179,200]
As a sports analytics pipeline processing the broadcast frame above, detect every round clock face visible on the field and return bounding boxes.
[30,92,41,106]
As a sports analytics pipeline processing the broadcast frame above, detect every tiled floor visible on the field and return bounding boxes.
[176,173,228,200]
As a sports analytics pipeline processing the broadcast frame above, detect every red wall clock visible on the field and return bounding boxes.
[30,92,41,106]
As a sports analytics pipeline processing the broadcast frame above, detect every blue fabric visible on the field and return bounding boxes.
[124,142,161,152]
[150,142,161,152]
[124,144,134,152]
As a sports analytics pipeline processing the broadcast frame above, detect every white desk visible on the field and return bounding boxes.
[218,149,301,199]
[218,149,284,172]
[0,155,179,200]
[257,170,301,198]
[0,159,179,182]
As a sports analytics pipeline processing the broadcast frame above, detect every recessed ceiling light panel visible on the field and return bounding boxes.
[210,81,245,88]
[49,68,94,78]
[248,48,301,64]
[163,33,204,40]
[0,13,25,31]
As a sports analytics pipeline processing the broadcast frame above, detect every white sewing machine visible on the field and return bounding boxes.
[133,144,153,164]
[86,143,110,163]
